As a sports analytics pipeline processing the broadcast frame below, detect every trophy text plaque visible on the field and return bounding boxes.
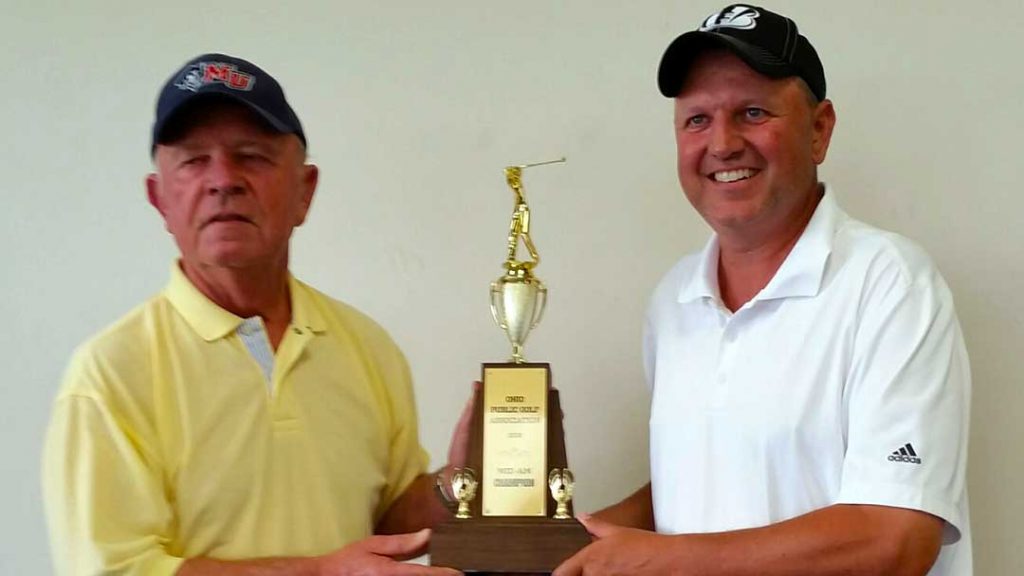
[482,365,548,517]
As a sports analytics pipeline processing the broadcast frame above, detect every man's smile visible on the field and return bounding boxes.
[710,168,758,183]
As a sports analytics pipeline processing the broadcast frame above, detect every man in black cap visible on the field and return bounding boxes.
[555,5,971,575]
[43,54,465,575]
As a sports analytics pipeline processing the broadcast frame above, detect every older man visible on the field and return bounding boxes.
[43,54,464,575]
[556,5,971,576]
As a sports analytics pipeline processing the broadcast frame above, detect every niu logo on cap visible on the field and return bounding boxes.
[175,62,255,93]
[700,5,760,32]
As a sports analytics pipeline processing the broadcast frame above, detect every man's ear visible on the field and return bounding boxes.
[811,99,837,165]
[146,173,170,231]
[294,163,319,227]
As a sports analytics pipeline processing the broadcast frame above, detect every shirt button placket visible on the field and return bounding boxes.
[712,320,735,408]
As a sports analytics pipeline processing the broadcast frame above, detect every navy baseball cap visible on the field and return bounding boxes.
[151,53,306,154]
[657,4,826,101]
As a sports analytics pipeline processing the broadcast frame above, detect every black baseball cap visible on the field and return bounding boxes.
[151,53,306,154]
[657,4,826,101]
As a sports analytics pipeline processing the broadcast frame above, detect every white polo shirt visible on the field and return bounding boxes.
[644,188,971,574]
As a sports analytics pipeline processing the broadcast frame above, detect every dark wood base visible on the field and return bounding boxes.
[431,516,590,574]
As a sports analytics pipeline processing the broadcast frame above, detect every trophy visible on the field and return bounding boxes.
[432,159,590,574]
[452,468,479,520]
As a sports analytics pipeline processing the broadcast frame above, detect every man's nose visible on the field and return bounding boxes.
[206,154,245,197]
[708,117,744,160]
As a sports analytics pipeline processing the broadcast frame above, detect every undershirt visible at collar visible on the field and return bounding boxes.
[237,316,275,389]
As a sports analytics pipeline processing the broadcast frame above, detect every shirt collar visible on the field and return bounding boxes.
[164,262,327,341]
[677,184,844,306]
[288,275,327,335]
[678,234,721,304]
[165,263,241,341]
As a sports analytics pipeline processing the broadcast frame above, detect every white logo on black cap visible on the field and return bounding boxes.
[175,66,205,93]
[700,5,760,32]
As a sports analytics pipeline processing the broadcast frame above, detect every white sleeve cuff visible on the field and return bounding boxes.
[835,480,962,544]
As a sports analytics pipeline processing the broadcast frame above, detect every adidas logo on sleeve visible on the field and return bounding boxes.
[887,443,922,464]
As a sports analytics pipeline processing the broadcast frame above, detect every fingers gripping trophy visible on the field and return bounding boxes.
[431,159,590,574]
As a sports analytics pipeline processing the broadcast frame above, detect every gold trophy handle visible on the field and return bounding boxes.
[531,281,548,329]
[489,281,507,330]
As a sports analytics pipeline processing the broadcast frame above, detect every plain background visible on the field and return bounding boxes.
[2,1,1021,573]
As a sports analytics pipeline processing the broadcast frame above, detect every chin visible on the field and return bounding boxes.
[702,202,767,231]
[197,250,263,269]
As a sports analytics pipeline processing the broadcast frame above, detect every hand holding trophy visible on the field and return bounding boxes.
[431,159,589,573]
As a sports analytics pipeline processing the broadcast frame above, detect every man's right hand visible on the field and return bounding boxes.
[317,529,460,575]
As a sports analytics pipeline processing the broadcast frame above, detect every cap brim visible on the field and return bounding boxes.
[657,31,793,97]
[151,90,296,152]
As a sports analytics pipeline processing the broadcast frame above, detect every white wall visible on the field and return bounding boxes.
[2,1,1021,573]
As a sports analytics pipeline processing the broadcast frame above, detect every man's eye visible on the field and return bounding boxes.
[744,108,767,120]
[685,115,709,129]
[239,152,270,163]
[181,155,208,167]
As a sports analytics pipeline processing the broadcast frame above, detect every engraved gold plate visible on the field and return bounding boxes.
[482,366,548,516]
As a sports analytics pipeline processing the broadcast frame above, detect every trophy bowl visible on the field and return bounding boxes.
[490,269,547,363]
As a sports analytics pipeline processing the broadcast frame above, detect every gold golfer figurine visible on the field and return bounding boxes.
[502,158,564,272]
[490,158,565,363]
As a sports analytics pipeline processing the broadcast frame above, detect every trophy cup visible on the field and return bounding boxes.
[452,468,479,520]
[431,159,590,574]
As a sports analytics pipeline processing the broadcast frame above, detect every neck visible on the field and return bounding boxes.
[180,256,292,349]
[716,185,823,312]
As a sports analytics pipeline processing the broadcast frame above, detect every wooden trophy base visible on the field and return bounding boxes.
[431,364,589,574]
[432,516,590,574]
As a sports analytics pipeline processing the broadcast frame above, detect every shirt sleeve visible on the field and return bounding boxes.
[371,338,430,522]
[642,311,657,391]
[836,256,971,543]
[43,352,185,576]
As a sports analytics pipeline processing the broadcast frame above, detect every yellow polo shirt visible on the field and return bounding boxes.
[43,265,429,575]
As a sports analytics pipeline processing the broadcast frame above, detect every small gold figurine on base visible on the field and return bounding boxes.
[548,468,575,520]
[451,468,479,519]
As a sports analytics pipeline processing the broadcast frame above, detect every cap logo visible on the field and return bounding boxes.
[174,62,256,93]
[700,5,760,32]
